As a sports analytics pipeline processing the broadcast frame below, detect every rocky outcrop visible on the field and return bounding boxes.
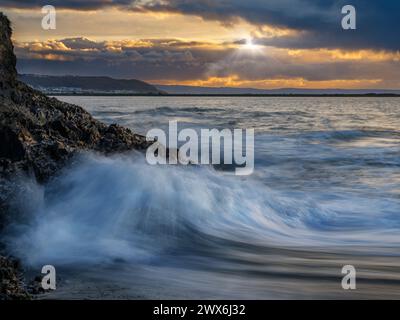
[0,12,152,299]
[0,93,150,182]
[0,13,151,181]
[0,256,29,300]
[0,13,17,95]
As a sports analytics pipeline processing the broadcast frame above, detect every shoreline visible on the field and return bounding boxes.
[48,93,400,97]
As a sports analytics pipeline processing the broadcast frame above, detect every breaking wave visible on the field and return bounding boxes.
[4,151,400,267]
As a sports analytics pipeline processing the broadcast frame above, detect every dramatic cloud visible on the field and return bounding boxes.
[15,37,400,88]
[15,38,229,81]
[3,1,399,88]
[3,0,399,50]
[0,0,132,10]
[129,0,400,51]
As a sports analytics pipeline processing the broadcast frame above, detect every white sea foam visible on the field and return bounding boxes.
[4,150,400,267]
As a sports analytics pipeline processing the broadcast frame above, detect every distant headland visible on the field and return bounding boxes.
[19,74,400,97]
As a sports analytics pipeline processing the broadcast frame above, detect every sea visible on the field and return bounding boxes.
[5,96,400,299]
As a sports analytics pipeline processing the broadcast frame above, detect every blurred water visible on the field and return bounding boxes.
[6,96,400,299]
[59,96,400,241]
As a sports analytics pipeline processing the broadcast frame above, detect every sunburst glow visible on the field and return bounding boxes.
[244,37,258,50]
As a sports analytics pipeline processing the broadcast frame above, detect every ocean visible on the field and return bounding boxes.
[6,96,400,299]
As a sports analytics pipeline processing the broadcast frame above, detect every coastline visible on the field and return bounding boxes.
[49,93,400,97]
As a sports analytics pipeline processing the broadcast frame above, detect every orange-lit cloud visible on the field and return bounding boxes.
[156,76,384,90]
[287,49,400,63]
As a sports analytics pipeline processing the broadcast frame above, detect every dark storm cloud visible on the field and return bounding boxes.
[3,1,399,50]
[129,0,400,51]
[0,0,132,10]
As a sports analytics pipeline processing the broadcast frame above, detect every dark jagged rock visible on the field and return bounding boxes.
[0,12,152,299]
[0,13,17,95]
[0,92,150,182]
[0,255,29,300]
[0,12,151,183]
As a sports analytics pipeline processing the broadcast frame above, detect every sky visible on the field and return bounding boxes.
[2,0,400,89]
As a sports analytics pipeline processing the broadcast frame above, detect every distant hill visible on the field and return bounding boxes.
[18,75,400,96]
[155,84,400,95]
[19,74,164,95]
